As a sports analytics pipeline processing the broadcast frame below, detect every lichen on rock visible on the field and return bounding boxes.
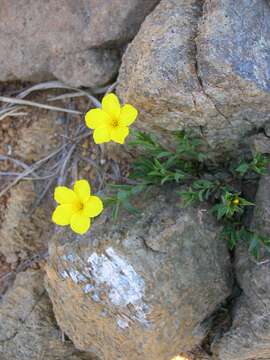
[45,186,232,359]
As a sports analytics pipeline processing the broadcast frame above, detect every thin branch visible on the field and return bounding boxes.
[0,107,27,121]
[0,155,39,178]
[0,171,59,180]
[105,81,118,94]
[58,142,78,185]
[0,143,68,198]
[48,91,86,102]
[16,81,72,99]
[29,176,57,214]
[0,96,82,115]
[16,80,101,107]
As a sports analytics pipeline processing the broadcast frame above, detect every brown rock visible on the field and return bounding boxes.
[45,187,232,360]
[0,181,50,264]
[0,269,94,360]
[117,0,270,158]
[15,110,64,162]
[0,0,159,87]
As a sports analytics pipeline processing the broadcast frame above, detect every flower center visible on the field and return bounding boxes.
[110,118,119,128]
[74,201,84,212]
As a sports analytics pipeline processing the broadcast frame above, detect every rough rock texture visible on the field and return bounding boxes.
[0,269,94,360]
[45,187,232,360]
[0,0,159,86]
[15,111,66,162]
[251,133,270,155]
[212,166,270,360]
[117,0,270,158]
[0,181,50,264]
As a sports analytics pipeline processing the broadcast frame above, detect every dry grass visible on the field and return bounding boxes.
[0,80,125,288]
[0,80,118,199]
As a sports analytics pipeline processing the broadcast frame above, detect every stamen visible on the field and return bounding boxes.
[111,118,119,128]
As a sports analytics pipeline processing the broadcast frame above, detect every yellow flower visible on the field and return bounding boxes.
[52,179,103,235]
[232,198,240,205]
[85,93,138,144]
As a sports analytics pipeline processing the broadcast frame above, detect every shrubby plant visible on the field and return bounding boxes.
[106,129,270,259]
[51,92,270,258]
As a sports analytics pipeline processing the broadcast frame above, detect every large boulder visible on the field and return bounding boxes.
[0,269,94,360]
[212,166,270,360]
[117,0,270,158]
[45,187,232,360]
[0,0,159,86]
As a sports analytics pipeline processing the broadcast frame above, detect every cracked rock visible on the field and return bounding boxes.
[45,186,232,360]
[117,0,270,158]
[212,166,270,360]
[0,0,159,86]
[0,269,94,360]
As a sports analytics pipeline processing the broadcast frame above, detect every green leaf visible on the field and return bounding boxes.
[249,235,260,259]
[235,162,249,175]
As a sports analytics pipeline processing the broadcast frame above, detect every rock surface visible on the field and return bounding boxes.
[15,111,65,162]
[251,133,270,155]
[117,0,270,158]
[0,181,49,264]
[0,0,159,87]
[45,187,232,360]
[0,269,94,360]
[212,166,270,360]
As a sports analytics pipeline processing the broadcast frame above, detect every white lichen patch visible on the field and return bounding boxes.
[83,284,95,293]
[58,247,150,328]
[62,253,76,262]
[88,247,145,306]
[87,247,150,327]
[68,269,87,284]
[117,316,130,329]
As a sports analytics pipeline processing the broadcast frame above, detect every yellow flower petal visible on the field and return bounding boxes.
[74,179,91,203]
[52,204,76,226]
[93,127,111,144]
[54,186,78,204]
[83,196,103,218]
[119,104,138,126]
[70,212,91,234]
[102,93,121,118]
[110,126,129,144]
[85,108,110,129]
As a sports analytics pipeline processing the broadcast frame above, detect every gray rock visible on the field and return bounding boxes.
[197,0,270,153]
[45,187,232,360]
[212,166,270,360]
[0,0,159,86]
[251,133,270,155]
[0,269,94,360]
[117,0,270,158]
[264,122,270,138]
